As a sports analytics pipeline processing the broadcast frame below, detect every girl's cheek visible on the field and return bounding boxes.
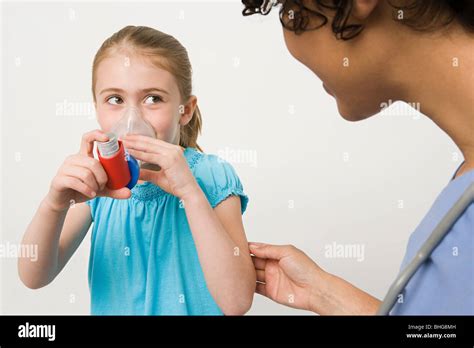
[151,119,174,138]
[150,115,181,142]
[149,107,176,129]
[96,111,118,133]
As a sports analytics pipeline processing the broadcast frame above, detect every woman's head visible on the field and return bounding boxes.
[92,25,202,150]
[242,0,474,121]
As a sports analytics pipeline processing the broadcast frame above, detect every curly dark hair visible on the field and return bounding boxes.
[242,0,474,40]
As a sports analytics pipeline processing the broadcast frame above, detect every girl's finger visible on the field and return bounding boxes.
[122,139,167,159]
[256,283,267,297]
[251,256,267,271]
[61,175,96,198]
[60,165,100,194]
[256,269,266,283]
[122,134,173,150]
[127,148,165,168]
[65,156,108,191]
[79,129,109,157]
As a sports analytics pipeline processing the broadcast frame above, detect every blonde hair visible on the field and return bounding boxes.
[92,25,202,151]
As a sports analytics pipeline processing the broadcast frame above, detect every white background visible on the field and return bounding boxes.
[0,0,463,314]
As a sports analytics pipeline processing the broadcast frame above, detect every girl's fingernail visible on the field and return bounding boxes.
[91,191,96,197]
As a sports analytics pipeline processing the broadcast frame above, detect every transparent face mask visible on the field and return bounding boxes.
[107,107,161,171]
[111,107,156,139]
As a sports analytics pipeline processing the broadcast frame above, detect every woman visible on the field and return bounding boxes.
[242,0,473,314]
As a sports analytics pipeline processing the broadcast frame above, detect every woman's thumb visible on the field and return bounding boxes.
[249,242,291,260]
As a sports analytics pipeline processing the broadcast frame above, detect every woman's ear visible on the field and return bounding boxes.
[351,0,380,21]
[179,95,197,126]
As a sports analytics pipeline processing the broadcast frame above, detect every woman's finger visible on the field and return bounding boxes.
[252,255,267,271]
[256,269,266,283]
[256,283,267,297]
[248,242,295,261]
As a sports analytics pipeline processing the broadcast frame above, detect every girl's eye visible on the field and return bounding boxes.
[106,96,123,105]
[144,95,163,104]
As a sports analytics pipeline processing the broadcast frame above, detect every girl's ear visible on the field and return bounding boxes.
[351,0,379,21]
[179,95,197,126]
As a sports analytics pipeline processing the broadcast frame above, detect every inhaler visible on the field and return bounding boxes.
[96,108,160,190]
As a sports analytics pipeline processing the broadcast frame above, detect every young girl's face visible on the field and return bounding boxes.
[94,53,191,144]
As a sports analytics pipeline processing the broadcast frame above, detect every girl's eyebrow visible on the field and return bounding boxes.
[99,87,169,95]
[99,87,124,95]
[142,87,169,95]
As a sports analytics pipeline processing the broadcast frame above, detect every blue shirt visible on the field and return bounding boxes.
[86,147,248,315]
[390,162,474,314]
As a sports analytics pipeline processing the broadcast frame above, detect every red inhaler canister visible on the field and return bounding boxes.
[97,134,131,190]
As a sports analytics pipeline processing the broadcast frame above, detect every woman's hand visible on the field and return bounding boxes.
[44,130,131,213]
[122,134,199,200]
[249,242,323,312]
[249,242,381,315]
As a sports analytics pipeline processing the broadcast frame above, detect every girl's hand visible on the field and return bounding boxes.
[122,134,200,200]
[44,130,131,213]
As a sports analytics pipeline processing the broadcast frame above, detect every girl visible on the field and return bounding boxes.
[18,26,256,315]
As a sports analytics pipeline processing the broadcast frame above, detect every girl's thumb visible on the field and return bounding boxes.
[101,187,131,199]
[139,168,155,182]
[139,169,169,192]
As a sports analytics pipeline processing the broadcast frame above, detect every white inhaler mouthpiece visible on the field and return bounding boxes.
[110,107,161,171]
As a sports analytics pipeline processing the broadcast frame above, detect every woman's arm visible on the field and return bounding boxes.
[182,188,256,315]
[311,270,381,315]
[249,243,380,315]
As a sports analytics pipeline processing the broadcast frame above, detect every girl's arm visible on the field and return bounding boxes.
[182,188,256,315]
[18,130,131,289]
[123,135,256,315]
[18,200,92,289]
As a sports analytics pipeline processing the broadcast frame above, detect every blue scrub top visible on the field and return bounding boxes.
[390,162,474,315]
[86,147,248,315]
